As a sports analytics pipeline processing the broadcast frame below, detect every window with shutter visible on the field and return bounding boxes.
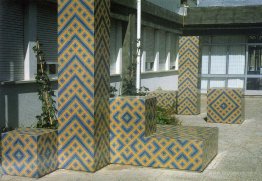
[0,0,24,81]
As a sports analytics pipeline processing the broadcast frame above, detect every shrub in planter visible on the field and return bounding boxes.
[110,86,118,98]
[156,105,181,126]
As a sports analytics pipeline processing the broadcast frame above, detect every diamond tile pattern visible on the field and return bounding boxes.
[1,128,57,178]
[58,0,110,172]
[177,36,201,115]
[207,88,245,124]
[110,97,218,172]
[148,91,177,109]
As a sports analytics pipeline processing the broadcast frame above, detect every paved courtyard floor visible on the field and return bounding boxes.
[1,96,261,181]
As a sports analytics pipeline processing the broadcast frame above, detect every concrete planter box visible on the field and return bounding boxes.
[110,96,218,172]
[148,90,177,109]
[2,128,58,178]
[207,88,245,124]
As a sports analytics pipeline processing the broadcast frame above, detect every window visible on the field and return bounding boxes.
[201,35,262,94]
[228,79,244,88]
[201,46,209,74]
[37,1,58,78]
[141,27,179,72]
[142,27,155,71]
[158,30,166,71]
[247,45,262,75]
[201,35,246,93]
[247,78,262,90]
[37,62,58,79]
[201,79,208,93]
[170,34,179,70]
[24,1,58,81]
[228,46,245,75]
[210,80,226,88]
[0,0,24,81]
[110,19,123,75]
[210,46,227,74]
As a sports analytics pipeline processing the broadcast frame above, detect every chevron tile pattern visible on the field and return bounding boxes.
[207,88,245,124]
[58,0,110,172]
[110,97,218,172]
[148,91,177,109]
[1,128,57,178]
[177,36,201,115]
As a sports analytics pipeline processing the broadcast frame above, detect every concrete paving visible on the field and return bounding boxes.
[1,96,261,181]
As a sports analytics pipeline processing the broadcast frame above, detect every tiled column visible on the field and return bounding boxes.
[57,0,110,172]
[177,36,201,115]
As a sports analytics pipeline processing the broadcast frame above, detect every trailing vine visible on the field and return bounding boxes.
[33,41,58,129]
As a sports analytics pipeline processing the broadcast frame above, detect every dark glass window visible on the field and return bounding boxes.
[247,78,262,90]
[247,45,262,75]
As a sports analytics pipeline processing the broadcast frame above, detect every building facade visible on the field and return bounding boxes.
[0,0,262,128]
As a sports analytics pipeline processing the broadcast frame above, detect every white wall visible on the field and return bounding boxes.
[141,73,178,91]
[198,0,262,7]
[110,71,178,96]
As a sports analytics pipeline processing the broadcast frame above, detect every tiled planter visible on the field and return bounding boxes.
[148,90,177,109]
[110,96,218,172]
[2,128,58,178]
[207,88,245,124]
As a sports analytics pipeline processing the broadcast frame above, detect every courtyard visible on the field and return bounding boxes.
[1,0,262,180]
[1,96,261,181]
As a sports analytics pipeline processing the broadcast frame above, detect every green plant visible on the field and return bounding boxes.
[137,86,150,96]
[121,61,137,96]
[110,86,118,97]
[121,38,150,96]
[0,126,13,134]
[33,41,58,129]
[121,62,150,96]
[156,103,181,125]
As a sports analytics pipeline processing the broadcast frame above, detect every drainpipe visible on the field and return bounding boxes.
[136,0,141,91]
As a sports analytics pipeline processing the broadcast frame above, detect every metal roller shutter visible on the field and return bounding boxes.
[37,2,57,63]
[0,0,24,81]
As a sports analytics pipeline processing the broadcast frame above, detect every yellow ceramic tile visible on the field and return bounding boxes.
[57,0,110,172]
[178,36,201,115]
[2,128,57,178]
[207,88,245,124]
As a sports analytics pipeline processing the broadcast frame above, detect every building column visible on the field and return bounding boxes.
[177,36,201,115]
[57,0,110,172]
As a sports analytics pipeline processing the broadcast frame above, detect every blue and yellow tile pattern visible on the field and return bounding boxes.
[58,0,110,172]
[110,97,218,172]
[1,128,57,178]
[207,88,245,124]
[148,91,177,109]
[177,36,201,115]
